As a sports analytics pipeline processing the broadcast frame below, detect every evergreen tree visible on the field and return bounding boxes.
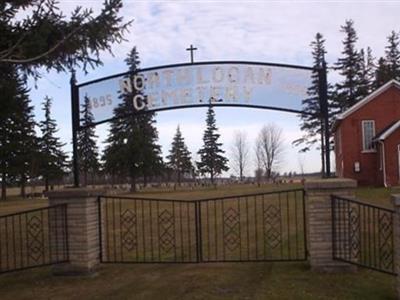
[384,30,400,81]
[167,126,193,186]
[0,0,130,197]
[365,47,376,93]
[102,112,128,187]
[0,65,38,200]
[373,31,400,88]
[334,19,364,112]
[375,57,391,88]
[197,106,229,184]
[39,96,68,191]
[0,66,20,199]
[357,48,375,99]
[293,33,333,176]
[127,48,163,187]
[102,47,162,191]
[102,84,140,190]
[12,74,39,197]
[77,96,100,186]
[139,111,163,187]
[0,1,131,77]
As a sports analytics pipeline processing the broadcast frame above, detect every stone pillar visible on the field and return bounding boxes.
[304,178,357,272]
[391,194,400,298]
[46,188,103,276]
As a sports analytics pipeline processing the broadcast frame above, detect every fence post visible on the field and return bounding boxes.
[391,194,400,297]
[46,188,104,276]
[304,178,357,272]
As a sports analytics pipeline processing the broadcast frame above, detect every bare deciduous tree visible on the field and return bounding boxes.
[254,138,264,187]
[256,124,285,180]
[230,131,249,181]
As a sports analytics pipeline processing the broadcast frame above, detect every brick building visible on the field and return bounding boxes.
[333,80,400,186]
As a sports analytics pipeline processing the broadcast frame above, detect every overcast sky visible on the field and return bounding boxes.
[27,0,400,177]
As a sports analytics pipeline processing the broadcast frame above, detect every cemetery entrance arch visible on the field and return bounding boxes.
[71,60,330,187]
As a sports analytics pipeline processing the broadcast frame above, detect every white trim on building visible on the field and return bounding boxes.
[332,80,400,131]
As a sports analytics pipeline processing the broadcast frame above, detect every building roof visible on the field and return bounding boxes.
[374,120,400,141]
[332,79,400,132]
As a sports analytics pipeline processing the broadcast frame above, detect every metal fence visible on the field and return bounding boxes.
[0,205,69,274]
[331,195,395,275]
[99,189,307,263]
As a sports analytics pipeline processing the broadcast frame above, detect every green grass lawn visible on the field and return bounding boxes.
[100,188,306,263]
[0,196,48,216]
[0,183,397,299]
[123,182,303,200]
[355,186,400,208]
[0,262,395,300]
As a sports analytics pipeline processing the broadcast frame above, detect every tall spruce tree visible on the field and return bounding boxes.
[365,47,376,93]
[373,31,400,88]
[39,96,68,191]
[77,96,100,186]
[12,74,39,197]
[334,19,364,112]
[384,30,400,81]
[167,126,193,186]
[357,48,375,99]
[102,106,129,187]
[197,106,229,184]
[124,48,163,187]
[0,65,18,200]
[139,111,163,187]
[0,65,38,200]
[293,33,333,176]
[375,57,391,88]
[102,69,141,189]
[102,47,162,191]
[0,1,131,77]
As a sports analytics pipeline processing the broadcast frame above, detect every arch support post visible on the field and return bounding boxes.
[305,178,357,272]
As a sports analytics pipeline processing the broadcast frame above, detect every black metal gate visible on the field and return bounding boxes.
[0,205,69,274]
[99,189,307,263]
[331,195,395,275]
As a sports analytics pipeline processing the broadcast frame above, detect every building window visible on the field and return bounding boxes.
[362,120,376,152]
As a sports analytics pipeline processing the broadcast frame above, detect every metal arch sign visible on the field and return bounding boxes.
[70,60,331,188]
[75,61,316,128]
